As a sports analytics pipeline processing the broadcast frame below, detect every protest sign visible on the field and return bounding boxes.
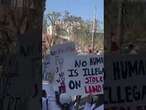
[48,42,77,93]
[61,54,104,96]
[104,55,146,110]
[43,55,56,81]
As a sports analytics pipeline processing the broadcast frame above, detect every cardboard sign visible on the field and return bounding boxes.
[49,42,77,93]
[43,55,56,81]
[104,55,146,110]
[53,54,72,93]
[61,54,104,96]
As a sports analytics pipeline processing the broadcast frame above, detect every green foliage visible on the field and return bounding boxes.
[47,11,61,25]
[45,10,103,49]
[43,15,48,33]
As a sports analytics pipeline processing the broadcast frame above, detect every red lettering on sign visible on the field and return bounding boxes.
[85,76,103,84]
[85,84,102,94]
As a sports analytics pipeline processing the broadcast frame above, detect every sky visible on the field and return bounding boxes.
[45,0,104,29]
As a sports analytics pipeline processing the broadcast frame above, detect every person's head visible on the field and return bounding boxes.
[42,90,47,98]
[59,93,72,109]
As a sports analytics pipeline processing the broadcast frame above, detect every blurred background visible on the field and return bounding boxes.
[42,0,104,56]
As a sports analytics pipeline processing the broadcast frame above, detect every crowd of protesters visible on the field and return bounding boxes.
[42,89,103,110]
[42,71,103,110]
[42,33,104,110]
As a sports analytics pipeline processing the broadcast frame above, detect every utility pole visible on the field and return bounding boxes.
[92,2,97,52]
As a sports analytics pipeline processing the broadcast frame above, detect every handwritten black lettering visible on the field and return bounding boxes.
[69,80,81,89]
[68,69,78,77]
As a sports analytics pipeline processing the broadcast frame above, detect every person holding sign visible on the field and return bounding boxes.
[58,93,78,110]
[83,95,103,110]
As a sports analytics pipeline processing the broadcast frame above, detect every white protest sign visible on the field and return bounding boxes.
[49,42,77,93]
[62,54,104,96]
[43,55,56,81]
[104,55,146,110]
